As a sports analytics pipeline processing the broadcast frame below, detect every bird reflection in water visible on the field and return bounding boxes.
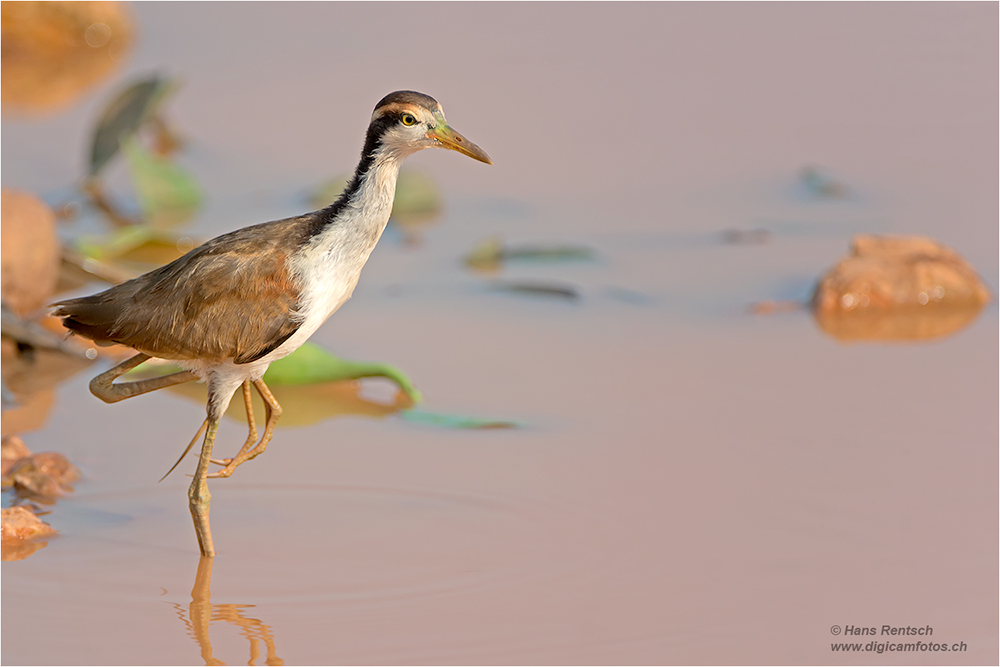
[169,557,283,666]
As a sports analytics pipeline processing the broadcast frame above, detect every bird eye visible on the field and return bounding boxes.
[400,113,417,126]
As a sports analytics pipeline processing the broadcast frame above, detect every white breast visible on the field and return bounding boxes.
[258,149,402,366]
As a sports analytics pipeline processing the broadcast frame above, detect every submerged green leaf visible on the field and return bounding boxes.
[399,409,521,430]
[122,138,202,227]
[89,76,174,176]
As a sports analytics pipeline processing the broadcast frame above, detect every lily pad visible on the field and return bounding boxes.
[122,138,202,227]
[89,76,174,176]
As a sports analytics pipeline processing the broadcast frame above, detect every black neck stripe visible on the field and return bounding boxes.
[308,112,399,237]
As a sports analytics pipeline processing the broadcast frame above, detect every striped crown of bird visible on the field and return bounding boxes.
[52,91,491,557]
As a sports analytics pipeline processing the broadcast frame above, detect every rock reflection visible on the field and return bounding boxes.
[172,557,284,666]
[813,302,988,342]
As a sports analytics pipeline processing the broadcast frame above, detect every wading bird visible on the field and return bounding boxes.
[53,91,491,556]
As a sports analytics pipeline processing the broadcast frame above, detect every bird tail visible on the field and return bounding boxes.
[51,296,118,346]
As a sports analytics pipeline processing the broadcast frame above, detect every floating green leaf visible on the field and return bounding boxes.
[262,342,421,403]
[399,409,521,430]
[465,236,597,271]
[390,169,441,221]
[89,76,174,176]
[122,138,202,227]
[799,165,848,199]
[73,224,156,260]
[505,245,596,262]
[310,175,350,208]
[491,280,580,301]
[71,226,194,278]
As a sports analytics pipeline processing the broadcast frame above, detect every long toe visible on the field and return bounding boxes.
[206,466,235,479]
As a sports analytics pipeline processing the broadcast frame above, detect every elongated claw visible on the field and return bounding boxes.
[160,419,209,483]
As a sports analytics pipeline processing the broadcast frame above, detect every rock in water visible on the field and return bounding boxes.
[1,190,59,315]
[812,235,991,341]
[1,507,56,561]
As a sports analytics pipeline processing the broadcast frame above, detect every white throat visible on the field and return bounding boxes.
[266,147,407,364]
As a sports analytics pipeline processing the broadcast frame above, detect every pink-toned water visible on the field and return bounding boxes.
[3,3,997,664]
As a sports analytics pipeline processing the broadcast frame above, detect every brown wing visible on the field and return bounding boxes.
[53,216,314,364]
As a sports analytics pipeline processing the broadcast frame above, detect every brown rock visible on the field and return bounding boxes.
[1,506,56,561]
[1,434,32,476]
[7,452,79,500]
[813,235,992,341]
[1,190,60,316]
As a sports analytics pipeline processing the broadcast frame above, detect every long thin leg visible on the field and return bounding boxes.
[209,380,257,468]
[208,379,282,479]
[90,352,197,403]
[248,379,283,464]
[188,417,218,557]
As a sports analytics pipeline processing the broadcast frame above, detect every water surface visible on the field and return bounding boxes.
[2,3,997,664]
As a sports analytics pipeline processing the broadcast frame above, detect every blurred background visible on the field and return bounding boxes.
[2,3,997,664]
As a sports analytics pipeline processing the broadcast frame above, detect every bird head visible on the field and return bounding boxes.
[368,91,492,164]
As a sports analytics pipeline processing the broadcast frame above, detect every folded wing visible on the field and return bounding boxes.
[53,217,311,365]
